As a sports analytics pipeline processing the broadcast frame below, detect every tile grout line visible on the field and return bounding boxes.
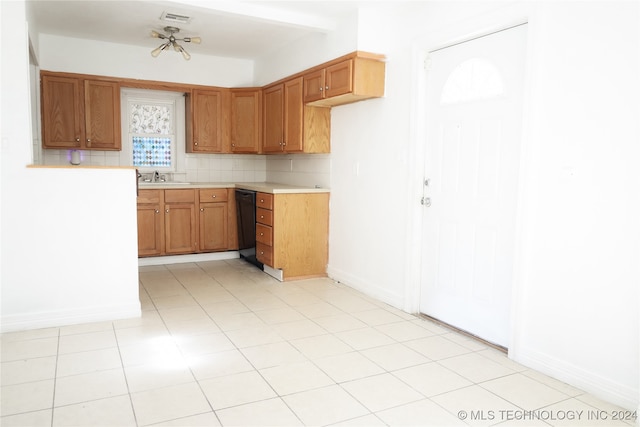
[50,328,61,427]
[112,321,140,427]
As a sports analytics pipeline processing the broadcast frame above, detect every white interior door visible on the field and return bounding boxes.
[419,24,527,348]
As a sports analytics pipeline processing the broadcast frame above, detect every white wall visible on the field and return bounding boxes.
[38,34,254,87]
[509,1,639,410]
[255,0,639,411]
[1,168,141,332]
[1,1,140,332]
[253,9,359,85]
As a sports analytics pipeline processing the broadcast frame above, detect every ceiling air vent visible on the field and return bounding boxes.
[160,11,192,25]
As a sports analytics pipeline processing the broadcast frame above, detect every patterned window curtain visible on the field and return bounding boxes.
[130,104,173,168]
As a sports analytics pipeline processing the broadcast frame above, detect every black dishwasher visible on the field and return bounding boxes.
[235,189,263,270]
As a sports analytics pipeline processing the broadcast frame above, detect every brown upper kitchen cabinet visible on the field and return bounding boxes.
[186,89,229,153]
[303,53,386,107]
[41,72,121,150]
[263,77,330,154]
[230,89,261,153]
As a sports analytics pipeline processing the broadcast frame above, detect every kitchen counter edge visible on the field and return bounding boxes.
[138,182,330,194]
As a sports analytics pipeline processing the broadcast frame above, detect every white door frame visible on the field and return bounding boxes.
[404,3,538,359]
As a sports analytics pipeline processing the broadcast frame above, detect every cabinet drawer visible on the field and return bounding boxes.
[256,208,273,226]
[256,223,273,245]
[165,189,195,203]
[199,188,228,203]
[137,189,162,204]
[256,192,273,210]
[256,242,273,267]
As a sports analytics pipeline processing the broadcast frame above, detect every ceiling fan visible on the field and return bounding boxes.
[150,26,201,61]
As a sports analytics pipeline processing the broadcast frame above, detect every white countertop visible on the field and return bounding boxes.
[138,181,329,194]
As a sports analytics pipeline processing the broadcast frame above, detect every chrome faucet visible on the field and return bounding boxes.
[153,171,160,182]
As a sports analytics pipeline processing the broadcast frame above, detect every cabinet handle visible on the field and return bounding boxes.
[260,199,264,203]
[325,86,329,90]
[231,143,236,147]
[212,195,216,198]
[86,139,91,142]
[194,142,198,146]
[319,87,323,91]
[200,208,204,212]
[154,209,159,214]
[165,209,169,213]
[260,215,264,219]
[260,232,264,236]
[75,138,80,142]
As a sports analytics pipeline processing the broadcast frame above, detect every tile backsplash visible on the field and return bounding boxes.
[41,149,330,188]
[266,154,331,189]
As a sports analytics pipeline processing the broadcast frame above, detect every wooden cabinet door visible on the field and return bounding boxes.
[230,89,261,153]
[165,203,197,254]
[137,204,164,256]
[199,203,228,251]
[303,69,325,103]
[190,89,224,152]
[262,84,284,153]
[84,79,121,150]
[137,190,164,257]
[325,60,353,99]
[41,74,83,149]
[165,188,197,254]
[283,77,304,152]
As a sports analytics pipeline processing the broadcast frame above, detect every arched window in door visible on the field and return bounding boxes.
[441,58,504,105]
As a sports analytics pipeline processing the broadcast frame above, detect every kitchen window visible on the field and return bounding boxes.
[120,88,185,173]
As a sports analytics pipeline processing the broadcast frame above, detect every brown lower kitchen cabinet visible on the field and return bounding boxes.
[137,187,237,257]
[198,188,228,251]
[164,189,198,255]
[256,192,329,280]
[136,190,165,257]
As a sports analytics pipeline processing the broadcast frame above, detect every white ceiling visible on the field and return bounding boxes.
[28,0,362,59]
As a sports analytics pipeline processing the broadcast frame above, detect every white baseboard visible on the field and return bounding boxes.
[513,347,638,411]
[327,266,404,309]
[263,264,284,281]
[138,251,239,266]
[1,302,141,333]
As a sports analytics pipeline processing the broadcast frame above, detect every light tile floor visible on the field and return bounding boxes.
[1,259,635,426]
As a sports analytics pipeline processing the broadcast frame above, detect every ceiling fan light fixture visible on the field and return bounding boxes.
[180,48,191,61]
[150,26,199,60]
[151,41,170,57]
